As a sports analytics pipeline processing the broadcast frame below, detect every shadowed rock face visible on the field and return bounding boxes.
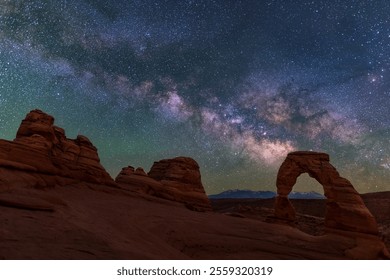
[274,151,378,235]
[115,165,163,194]
[148,157,203,188]
[0,109,115,188]
[115,157,212,211]
[148,157,211,211]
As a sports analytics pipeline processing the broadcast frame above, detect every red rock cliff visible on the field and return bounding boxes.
[0,109,115,188]
[116,157,212,211]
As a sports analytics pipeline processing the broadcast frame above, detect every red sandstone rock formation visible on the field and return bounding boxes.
[274,151,378,235]
[0,109,115,189]
[115,157,211,211]
[115,165,163,194]
[149,157,212,211]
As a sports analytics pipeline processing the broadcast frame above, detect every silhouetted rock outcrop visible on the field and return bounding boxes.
[115,157,211,211]
[0,109,115,188]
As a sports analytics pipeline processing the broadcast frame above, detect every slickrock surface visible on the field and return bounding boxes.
[1,184,389,260]
[0,109,115,189]
[211,194,390,259]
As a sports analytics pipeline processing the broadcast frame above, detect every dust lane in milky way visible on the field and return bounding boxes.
[0,0,389,194]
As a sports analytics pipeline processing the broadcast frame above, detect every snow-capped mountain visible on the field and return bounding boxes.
[208,189,324,199]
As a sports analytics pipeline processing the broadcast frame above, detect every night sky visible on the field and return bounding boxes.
[1,0,389,194]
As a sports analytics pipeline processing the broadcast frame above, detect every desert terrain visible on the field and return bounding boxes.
[0,109,389,260]
[211,194,390,253]
[1,184,388,260]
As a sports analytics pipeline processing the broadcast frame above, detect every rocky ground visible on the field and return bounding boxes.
[0,184,388,260]
[211,194,390,253]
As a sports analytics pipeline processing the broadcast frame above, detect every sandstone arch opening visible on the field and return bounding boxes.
[292,173,324,195]
[273,151,379,236]
[288,173,326,236]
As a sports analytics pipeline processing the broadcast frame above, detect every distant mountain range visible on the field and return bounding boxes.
[208,189,325,199]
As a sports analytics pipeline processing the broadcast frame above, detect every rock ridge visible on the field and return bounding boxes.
[115,157,211,211]
[0,109,115,189]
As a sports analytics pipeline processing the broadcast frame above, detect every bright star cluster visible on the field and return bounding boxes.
[0,0,389,194]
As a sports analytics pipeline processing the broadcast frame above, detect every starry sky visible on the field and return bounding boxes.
[0,0,389,194]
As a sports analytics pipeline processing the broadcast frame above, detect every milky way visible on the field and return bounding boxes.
[1,0,389,194]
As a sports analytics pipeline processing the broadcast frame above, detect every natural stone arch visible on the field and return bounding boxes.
[274,151,378,235]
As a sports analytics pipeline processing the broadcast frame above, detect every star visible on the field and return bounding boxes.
[0,0,389,193]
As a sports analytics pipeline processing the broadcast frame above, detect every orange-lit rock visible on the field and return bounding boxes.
[0,109,115,189]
